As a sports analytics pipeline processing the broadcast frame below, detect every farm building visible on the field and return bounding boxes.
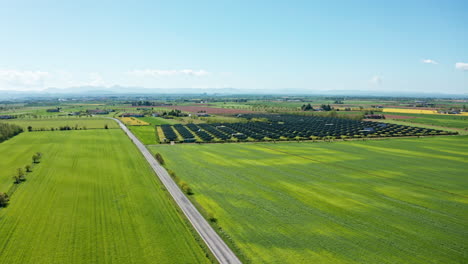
[0,115,15,119]
[46,108,61,112]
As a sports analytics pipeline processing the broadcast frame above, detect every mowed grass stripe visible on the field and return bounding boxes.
[151,136,468,263]
[0,130,209,264]
[257,142,467,198]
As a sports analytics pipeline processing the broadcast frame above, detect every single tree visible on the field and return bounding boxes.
[25,165,32,172]
[207,213,217,223]
[155,153,165,165]
[27,126,33,132]
[0,193,9,207]
[13,175,21,184]
[32,152,42,163]
[180,181,193,195]
[17,168,26,181]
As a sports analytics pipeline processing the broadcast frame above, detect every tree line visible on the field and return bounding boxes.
[27,125,88,132]
[0,123,23,143]
[300,104,334,111]
[156,153,194,195]
[0,152,42,208]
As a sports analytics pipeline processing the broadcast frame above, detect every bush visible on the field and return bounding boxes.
[0,193,9,207]
[180,181,194,195]
[207,213,218,223]
[32,152,42,163]
[155,153,165,165]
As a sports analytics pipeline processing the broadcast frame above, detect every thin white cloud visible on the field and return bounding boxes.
[87,72,105,86]
[0,70,50,88]
[455,62,468,71]
[127,69,210,77]
[422,59,438,65]
[369,75,382,85]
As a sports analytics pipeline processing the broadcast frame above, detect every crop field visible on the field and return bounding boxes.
[128,125,159,144]
[118,117,150,126]
[384,112,468,129]
[137,116,180,125]
[383,108,468,116]
[0,130,209,264]
[151,136,468,263]
[0,118,118,130]
[0,105,115,117]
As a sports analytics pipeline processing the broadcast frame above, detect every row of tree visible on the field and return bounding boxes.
[301,103,314,111]
[157,154,194,195]
[162,109,188,117]
[300,104,334,111]
[27,125,88,132]
[14,153,42,184]
[0,123,23,143]
[0,152,42,208]
[320,104,334,111]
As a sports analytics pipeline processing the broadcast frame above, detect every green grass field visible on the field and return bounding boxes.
[151,136,468,263]
[137,116,180,125]
[384,112,468,129]
[0,130,209,264]
[0,117,118,130]
[128,125,159,144]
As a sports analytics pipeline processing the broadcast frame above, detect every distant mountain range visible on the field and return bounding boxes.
[0,86,466,99]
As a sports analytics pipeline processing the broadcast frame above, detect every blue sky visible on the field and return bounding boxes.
[0,0,467,93]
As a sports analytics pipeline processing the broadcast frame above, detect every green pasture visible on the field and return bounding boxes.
[0,104,119,117]
[128,125,159,144]
[0,117,118,130]
[137,116,180,125]
[384,112,468,129]
[0,130,209,264]
[151,136,468,263]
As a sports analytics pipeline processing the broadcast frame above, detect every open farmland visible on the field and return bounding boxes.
[0,130,209,264]
[137,116,180,125]
[383,108,468,116]
[383,112,468,130]
[0,118,118,130]
[151,136,468,263]
[128,125,159,144]
[118,117,150,126]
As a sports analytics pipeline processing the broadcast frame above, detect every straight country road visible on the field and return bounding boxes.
[111,118,242,264]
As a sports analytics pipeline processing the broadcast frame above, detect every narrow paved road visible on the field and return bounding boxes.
[112,118,242,264]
